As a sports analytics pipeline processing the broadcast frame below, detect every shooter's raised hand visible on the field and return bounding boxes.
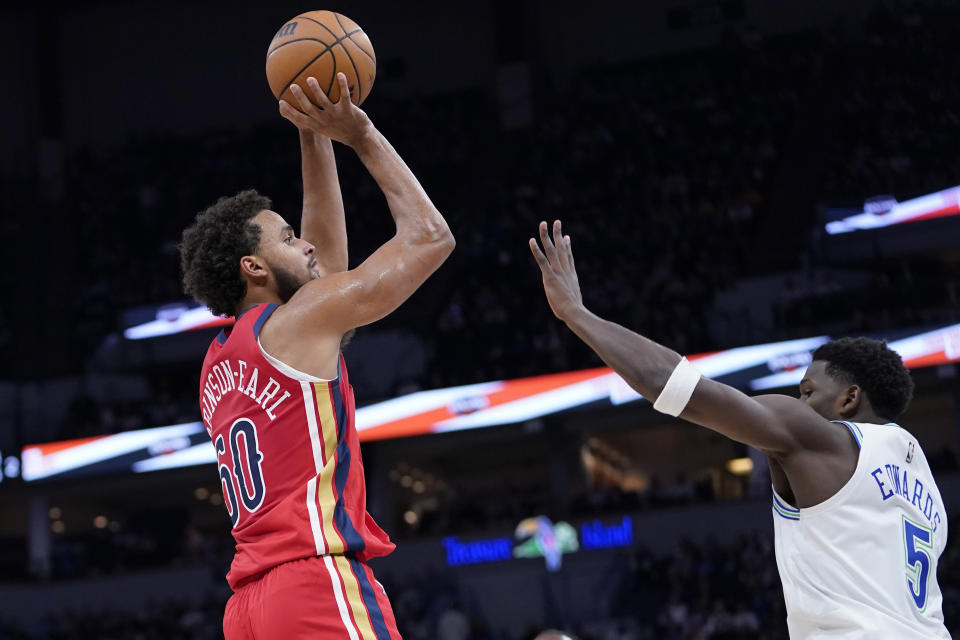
[279,73,372,147]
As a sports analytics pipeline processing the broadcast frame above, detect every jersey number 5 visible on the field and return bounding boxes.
[903,515,933,611]
[215,418,266,527]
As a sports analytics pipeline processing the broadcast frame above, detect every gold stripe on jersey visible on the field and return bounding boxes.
[313,381,345,555]
[333,555,378,640]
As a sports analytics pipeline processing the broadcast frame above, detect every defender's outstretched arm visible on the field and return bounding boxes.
[529,220,830,457]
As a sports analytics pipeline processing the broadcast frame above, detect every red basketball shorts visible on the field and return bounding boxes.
[223,555,402,640]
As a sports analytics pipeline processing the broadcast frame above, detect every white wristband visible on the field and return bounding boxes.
[652,357,701,417]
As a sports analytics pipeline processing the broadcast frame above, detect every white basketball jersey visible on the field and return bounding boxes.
[772,421,949,639]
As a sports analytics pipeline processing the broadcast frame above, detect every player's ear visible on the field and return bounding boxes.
[837,385,861,418]
[240,255,270,285]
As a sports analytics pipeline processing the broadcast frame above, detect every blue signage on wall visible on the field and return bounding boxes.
[580,516,633,550]
[443,515,633,568]
[443,536,513,566]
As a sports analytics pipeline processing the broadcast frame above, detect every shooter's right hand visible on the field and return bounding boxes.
[279,73,373,148]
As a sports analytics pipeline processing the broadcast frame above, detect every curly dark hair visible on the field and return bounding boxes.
[812,337,914,420]
[179,189,271,317]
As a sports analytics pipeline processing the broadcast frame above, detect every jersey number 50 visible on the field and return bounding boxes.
[215,418,266,527]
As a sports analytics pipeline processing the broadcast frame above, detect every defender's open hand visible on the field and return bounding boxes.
[279,73,372,148]
[529,220,584,321]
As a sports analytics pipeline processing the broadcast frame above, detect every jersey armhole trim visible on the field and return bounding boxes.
[835,420,863,449]
[257,337,335,383]
[253,303,279,338]
[794,422,869,517]
[773,492,800,520]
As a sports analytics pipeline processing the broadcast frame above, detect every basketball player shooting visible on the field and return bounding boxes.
[530,220,949,638]
[179,73,454,639]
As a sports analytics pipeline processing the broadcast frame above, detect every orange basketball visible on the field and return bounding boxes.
[266,11,376,108]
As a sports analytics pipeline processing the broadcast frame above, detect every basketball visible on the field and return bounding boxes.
[266,11,376,108]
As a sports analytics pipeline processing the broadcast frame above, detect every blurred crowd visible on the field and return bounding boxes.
[603,533,786,640]
[401,473,721,542]
[820,2,960,206]
[2,522,958,639]
[11,475,721,584]
[0,598,226,640]
[36,2,960,443]
[2,3,960,640]
[772,258,960,338]
[0,0,934,448]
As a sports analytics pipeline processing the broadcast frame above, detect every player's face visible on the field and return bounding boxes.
[798,360,848,420]
[252,210,320,299]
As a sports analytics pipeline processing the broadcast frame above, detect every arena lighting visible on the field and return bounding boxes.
[748,323,960,391]
[21,422,208,481]
[124,183,959,340]
[0,449,19,483]
[726,457,754,475]
[4,457,19,480]
[21,323,960,481]
[123,305,232,340]
[825,184,960,234]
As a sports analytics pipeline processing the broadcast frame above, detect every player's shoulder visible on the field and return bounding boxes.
[754,393,833,428]
[258,286,347,346]
[855,420,915,443]
[201,329,228,366]
[755,393,862,455]
[274,269,370,335]
[200,304,276,367]
[244,302,281,338]
[217,304,281,346]
[855,421,941,476]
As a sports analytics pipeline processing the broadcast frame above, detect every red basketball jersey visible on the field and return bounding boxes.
[198,303,395,589]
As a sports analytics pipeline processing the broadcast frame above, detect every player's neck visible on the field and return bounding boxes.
[846,409,888,425]
[237,292,284,317]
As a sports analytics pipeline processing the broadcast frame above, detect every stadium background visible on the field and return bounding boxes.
[1,0,959,638]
